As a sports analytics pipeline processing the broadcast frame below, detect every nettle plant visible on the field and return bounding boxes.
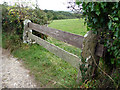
[76,2,120,67]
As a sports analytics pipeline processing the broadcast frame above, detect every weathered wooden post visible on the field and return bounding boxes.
[80,30,100,81]
[23,19,32,43]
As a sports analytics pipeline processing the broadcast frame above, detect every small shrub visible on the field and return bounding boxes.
[2,2,49,49]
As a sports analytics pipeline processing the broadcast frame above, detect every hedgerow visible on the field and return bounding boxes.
[2,2,49,50]
[76,1,120,68]
[75,1,120,88]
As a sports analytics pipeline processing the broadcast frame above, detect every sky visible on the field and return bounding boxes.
[1,0,74,11]
[37,0,71,11]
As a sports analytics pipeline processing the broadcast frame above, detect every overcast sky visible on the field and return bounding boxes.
[1,0,73,11]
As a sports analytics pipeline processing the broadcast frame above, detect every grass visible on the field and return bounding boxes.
[48,18,87,57]
[48,18,87,35]
[3,19,87,88]
[13,44,78,88]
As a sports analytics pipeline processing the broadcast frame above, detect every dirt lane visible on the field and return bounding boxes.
[1,48,39,88]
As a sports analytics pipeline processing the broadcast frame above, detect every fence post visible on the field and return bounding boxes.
[23,19,32,43]
[80,30,99,80]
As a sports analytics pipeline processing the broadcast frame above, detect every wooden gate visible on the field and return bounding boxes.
[23,19,103,82]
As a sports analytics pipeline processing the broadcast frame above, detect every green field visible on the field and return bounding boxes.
[48,19,87,57]
[3,19,87,88]
[49,19,87,36]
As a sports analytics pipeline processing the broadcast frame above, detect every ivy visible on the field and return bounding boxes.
[76,1,120,67]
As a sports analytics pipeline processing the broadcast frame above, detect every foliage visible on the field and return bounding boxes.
[76,2,120,67]
[2,2,48,39]
[44,9,82,20]
[74,1,120,88]
[2,32,22,52]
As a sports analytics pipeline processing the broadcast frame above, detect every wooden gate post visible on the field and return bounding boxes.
[23,19,32,43]
[80,30,99,80]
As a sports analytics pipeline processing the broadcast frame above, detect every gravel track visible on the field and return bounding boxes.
[1,48,39,88]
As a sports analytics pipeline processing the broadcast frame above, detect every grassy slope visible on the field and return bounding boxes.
[11,19,87,88]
